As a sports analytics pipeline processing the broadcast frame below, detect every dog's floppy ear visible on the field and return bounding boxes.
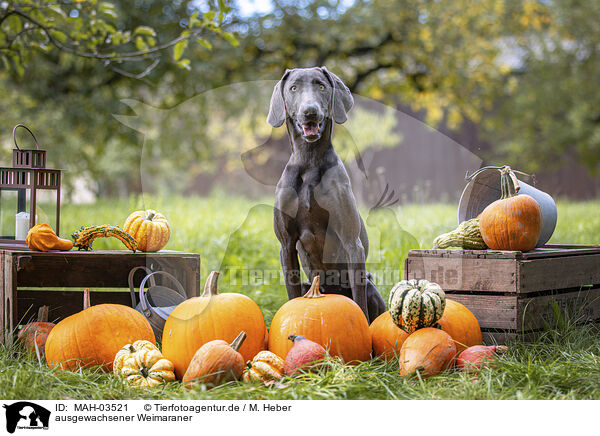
[267,69,291,128]
[320,66,354,124]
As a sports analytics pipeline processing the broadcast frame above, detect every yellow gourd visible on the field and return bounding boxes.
[113,340,175,387]
[241,351,285,382]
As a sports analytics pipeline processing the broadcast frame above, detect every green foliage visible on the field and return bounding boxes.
[0,0,234,77]
[482,0,600,174]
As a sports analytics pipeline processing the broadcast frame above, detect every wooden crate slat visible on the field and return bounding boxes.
[408,245,600,261]
[406,257,517,292]
[3,251,16,344]
[446,294,517,329]
[14,251,200,296]
[518,287,600,331]
[0,251,5,341]
[519,255,600,293]
[16,290,133,324]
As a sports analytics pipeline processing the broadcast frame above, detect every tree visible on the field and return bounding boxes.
[481,0,600,174]
[0,0,235,77]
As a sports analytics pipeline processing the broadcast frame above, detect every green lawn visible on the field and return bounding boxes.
[1,195,599,399]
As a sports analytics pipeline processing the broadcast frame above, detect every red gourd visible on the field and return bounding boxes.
[18,306,55,356]
[284,335,326,376]
[456,345,507,372]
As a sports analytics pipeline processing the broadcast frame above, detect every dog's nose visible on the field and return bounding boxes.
[302,105,319,118]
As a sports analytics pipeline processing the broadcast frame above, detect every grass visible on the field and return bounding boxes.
[1,195,599,400]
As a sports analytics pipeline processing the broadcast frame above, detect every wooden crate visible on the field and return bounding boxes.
[404,244,600,344]
[1,249,200,345]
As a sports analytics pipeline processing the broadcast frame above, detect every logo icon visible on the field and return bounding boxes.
[3,402,50,433]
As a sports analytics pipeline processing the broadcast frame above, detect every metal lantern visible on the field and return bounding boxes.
[0,124,62,245]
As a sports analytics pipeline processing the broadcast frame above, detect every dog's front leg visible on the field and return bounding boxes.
[279,243,303,299]
[345,238,369,321]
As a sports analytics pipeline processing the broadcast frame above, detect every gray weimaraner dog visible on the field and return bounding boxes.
[268,66,386,323]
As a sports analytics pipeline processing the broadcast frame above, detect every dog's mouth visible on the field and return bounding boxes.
[298,121,322,141]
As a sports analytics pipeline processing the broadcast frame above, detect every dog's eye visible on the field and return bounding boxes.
[319,84,325,90]
[290,85,297,92]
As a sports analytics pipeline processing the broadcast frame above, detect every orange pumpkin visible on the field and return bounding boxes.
[437,299,482,353]
[123,209,170,252]
[183,331,247,389]
[268,276,372,363]
[26,223,72,251]
[369,311,410,360]
[398,327,456,378]
[45,289,155,371]
[162,271,267,379]
[479,166,542,252]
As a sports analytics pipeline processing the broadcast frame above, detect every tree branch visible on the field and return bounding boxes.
[3,8,209,62]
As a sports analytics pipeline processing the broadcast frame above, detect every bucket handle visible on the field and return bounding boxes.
[138,271,186,315]
[128,266,157,308]
[465,165,530,182]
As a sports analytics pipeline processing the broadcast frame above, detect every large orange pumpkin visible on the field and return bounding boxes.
[369,311,410,360]
[268,276,372,363]
[123,209,170,252]
[45,289,155,371]
[162,271,267,379]
[437,299,482,353]
[479,166,542,252]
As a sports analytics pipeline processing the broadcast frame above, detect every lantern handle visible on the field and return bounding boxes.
[12,124,40,150]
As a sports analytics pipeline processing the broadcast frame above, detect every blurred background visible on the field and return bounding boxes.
[1,0,599,204]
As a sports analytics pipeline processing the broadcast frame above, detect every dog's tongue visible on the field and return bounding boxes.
[302,122,319,137]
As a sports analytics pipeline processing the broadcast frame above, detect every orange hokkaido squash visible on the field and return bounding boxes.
[182,331,247,389]
[45,289,155,371]
[479,166,542,252]
[268,276,371,363]
[369,311,410,360]
[398,328,456,378]
[437,299,482,353]
[162,272,267,379]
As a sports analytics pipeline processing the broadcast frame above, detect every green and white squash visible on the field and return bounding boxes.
[388,279,446,334]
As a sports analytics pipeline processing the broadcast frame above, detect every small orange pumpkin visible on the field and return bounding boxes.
[398,327,456,378]
[26,223,72,251]
[45,289,155,371]
[123,209,170,252]
[183,331,247,389]
[162,271,267,379]
[479,166,542,252]
[369,311,410,360]
[268,276,372,363]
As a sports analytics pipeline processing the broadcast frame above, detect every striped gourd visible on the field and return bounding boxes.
[388,279,446,334]
[72,225,138,252]
[241,350,285,382]
[433,219,487,250]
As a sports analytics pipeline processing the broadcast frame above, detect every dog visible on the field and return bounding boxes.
[268,66,386,323]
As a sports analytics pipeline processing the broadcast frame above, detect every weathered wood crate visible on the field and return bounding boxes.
[1,249,200,345]
[405,244,600,344]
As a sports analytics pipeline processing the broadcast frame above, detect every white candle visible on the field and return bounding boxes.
[15,212,30,240]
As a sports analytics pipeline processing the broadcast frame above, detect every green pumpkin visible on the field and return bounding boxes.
[388,279,446,334]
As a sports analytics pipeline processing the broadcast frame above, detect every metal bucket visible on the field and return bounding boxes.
[128,267,187,339]
[458,167,557,247]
